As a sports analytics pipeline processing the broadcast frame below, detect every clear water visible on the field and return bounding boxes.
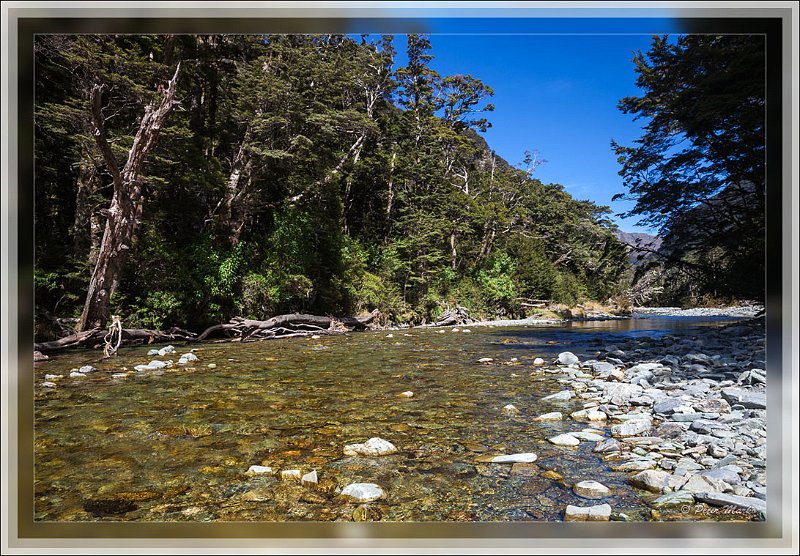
[33,317,747,522]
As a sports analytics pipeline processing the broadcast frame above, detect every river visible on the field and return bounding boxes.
[33,315,753,522]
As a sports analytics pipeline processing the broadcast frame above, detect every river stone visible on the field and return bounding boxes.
[655,422,686,439]
[570,431,605,442]
[79,365,97,374]
[694,492,766,518]
[400,391,414,398]
[588,361,616,375]
[707,444,728,458]
[502,404,520,415]
[490,453,537,464]
[158,345,176,356]
[478,357,493,363]
[682,474,730,493]
[534,412,563,421]
[564,503,611,522]
[341,483,385,503]
[542,390,572,401]
[651,490,695,508]
[41,381,57,388]
[611,419,651,438]
[69,372,87,378]
[699,466,741,485]
[557,352,579,366]
[612,459,657,472]
[533,357,545,366]
[593,438,621,453]
[343,437,398,457]
[247,465,273,474]
[571,408,607,422]
[629,470,672,493]
[301,470,318,486]
[548,433,580,446]
[654,398,684,415]
[693,398,731,414]
[721,388,766,409]
[44,374,62,380]
[574,480,610,499]
[602,383,643,404]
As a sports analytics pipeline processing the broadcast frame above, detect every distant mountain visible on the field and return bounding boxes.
[614,231,662,265]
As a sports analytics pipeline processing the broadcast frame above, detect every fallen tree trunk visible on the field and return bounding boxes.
[194,310,381,342]
[34,326,196,354]
[432,306,475,327]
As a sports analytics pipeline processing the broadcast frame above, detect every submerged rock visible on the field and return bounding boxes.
[564,503,611,521]
[79,365,97,374]
[573,480,610,499]
[501,404,520,416]
[548,433,580,446]
[340,483,385,502]
[489,453,537,464]
[247,465,273,474]
[542,390,573,401]
[651,490,695,508]
[343,437,397,457]
[534,412,563,421]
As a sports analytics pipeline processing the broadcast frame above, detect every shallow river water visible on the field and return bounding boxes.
[33,316,745,522]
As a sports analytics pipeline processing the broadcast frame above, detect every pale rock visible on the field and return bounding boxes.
[478,357,493,363]
[557,352,580,366]
[490,453,537,464]
[69,372,87,378]
[533,357,545,366]
[611,418,651,438]
[534,411,563,421]
[341,483,385,502]
[281,469,302,481]
[501,404,520,416]
[247,465,273,474]
[681,474,731,493]
[79,365,97,374]
[41,381,57,388]
[400,391,414,398]
[694,492,766,517]
[343,437,398,457]
[574,480,610,499]
[548,433,580,446]
[301,470,318,486]
[44,374,63,380]
[651,490,695,508]
[542,390,573,401]
[570,431,605,442]
[564,503,611,521]
[629,470,672,493]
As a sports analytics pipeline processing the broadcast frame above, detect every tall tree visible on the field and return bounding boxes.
[77,54,182,331]
[612,34,765,300]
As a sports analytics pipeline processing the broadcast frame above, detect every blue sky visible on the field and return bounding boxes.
[391,33,660,234]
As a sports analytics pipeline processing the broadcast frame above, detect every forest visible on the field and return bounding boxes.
[33,33,765,342]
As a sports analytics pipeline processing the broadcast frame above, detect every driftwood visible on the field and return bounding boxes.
[432,306,475,327]
[34,326,196,354]
[194,309,381,342]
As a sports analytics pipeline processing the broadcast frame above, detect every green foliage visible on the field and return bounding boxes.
[34,33,634,338]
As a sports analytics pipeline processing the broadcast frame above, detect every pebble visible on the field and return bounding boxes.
[400,391,414,398]
[247,465,273,474]
[534,412,563,421]
[69,372,87,378]
[573,480,610,499]
[490,453,537,464]
[44,374,63,380]
[533,357,545,366]
[41,381,57,388]
[478,357,493,363]
[301,470,318,486]
[564,503,611,521]
[340,483,385,502]
[208,363,217,369]
[501,404,520,415]
[548,433,580,446]
[557,352,580,366]
[343,437,397,457]
[542,390,572,401]
[79,365,97,374]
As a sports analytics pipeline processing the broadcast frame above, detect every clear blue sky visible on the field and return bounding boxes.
[391,34,660,234]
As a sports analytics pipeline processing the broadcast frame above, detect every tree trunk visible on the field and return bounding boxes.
[77,63,181,331]
[214,124,253,245]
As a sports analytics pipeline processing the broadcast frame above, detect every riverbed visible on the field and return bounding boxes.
[33,315,765,522]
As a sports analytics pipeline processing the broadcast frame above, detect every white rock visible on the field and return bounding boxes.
[490,453,537,464]
[534,412,563,421]
[180,352,198,362]
[42,381,57,388]
[44,374,62,380]
[343,437,397,457]
[564,503,611,521]
[548,433,580,446]
[69,372,87,378]
[79,365,97,374]
[247,465,273,474]
[111,373,128,379]
[570,431,605,442]
[147,349,160,356]
[148,360,168,369]
[501,404,520,415]
[341,483,385,502]
[311,335,321,339]
[386,333,394,338]
[574,480,610,499]
[400,391,414,398]
[462,329,471,333]
[611,419,652,438]
[208,363,217,369]
[571,408,607,422]
[542,390,573,401]
[478,357,494,363]
[301,470,318,485]
[281,469,302,481]
[558,352,580,366]
[158,345,176,356]
[533,357,545,366]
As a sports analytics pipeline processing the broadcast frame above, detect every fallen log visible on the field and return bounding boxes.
[34,327,197,354]
[194,309,381,342]
[432,306,474,327]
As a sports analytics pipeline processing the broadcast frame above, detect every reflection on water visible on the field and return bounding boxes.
[33,317,745,522]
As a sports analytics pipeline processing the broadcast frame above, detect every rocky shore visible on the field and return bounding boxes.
[542,316,767,520]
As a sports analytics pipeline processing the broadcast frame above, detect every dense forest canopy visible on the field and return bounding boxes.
[33,33,764,340]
